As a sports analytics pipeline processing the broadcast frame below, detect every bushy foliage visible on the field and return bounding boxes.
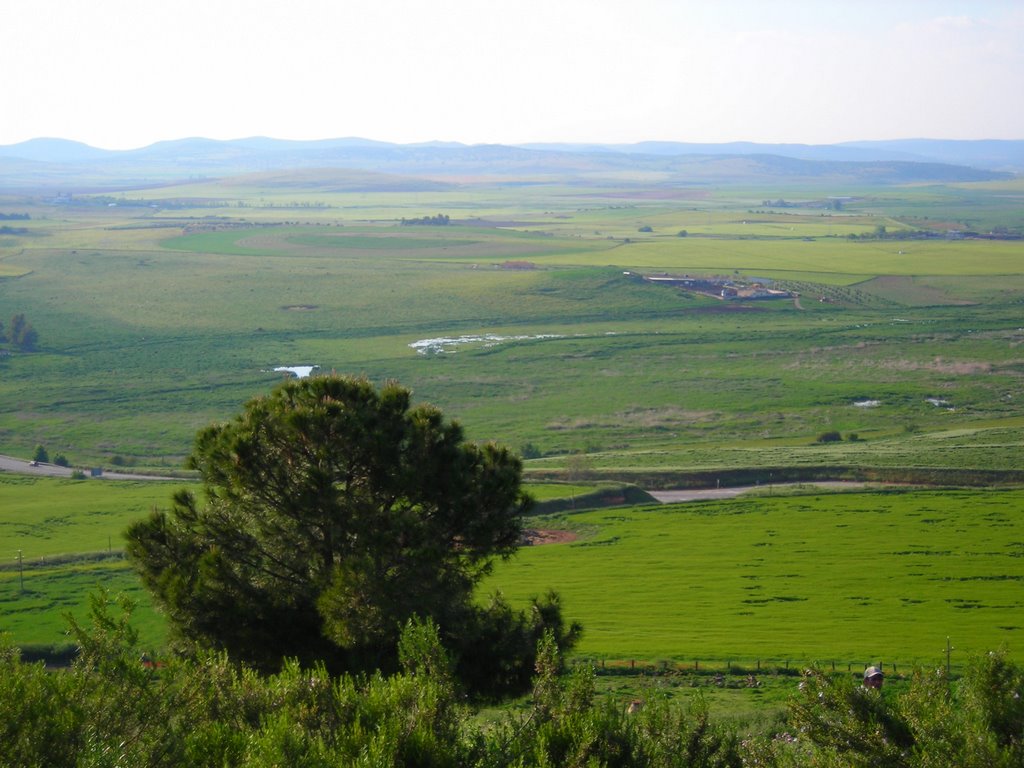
[453,590,581,700]
[445,631,743,768]
[0,593,472,768]
[401,213,450,226]
[520,442,542,459]
[5,595,1023,768]
[777,654,1024,767]
[8,313,38,351]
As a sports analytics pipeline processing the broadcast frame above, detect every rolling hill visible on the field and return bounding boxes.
[0,136,1017,190]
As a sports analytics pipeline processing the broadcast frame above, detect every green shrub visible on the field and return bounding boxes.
[784,652,1024,767]
[520,442,542,459]
[5,589,1022,768]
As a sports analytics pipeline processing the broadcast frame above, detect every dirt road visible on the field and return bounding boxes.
[0,455,888,496]
[0,454,176,481]
[648,481,882,503]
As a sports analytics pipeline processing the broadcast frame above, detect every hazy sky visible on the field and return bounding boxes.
[4,0,1023,149]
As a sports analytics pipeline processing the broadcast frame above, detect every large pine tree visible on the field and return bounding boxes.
[126,374,575,696]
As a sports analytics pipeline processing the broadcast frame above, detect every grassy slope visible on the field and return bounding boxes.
[0,475,188,650]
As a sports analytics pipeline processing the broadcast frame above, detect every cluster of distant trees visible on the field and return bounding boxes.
[816,430,861,443]
[761,198,844,211]
[0,213,30,234]
[31,444,69,467]
[1,313,38,352]
[846,225,1022,241]
[401,213,450,226]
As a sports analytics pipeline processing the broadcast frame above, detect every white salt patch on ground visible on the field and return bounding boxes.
[409,333,565,355]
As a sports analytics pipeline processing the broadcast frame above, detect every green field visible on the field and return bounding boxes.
[0,475,185,649]
[2,221,1024,475]
[488,488,1024,666]
[2,169,1024,671]
[4,479,1022,673]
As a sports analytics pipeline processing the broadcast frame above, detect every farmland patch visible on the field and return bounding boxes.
[854,275,978,306]
[486,489,1024,662]
[286,233,482,250]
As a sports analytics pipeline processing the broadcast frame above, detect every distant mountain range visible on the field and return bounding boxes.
[0,136,1020,190]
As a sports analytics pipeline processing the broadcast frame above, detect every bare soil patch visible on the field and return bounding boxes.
[522,528,578,546]
[686,304,763,314]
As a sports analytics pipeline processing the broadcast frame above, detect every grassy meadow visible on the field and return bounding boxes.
[0,474,184,650]
[1,169,1024,671]
[4,478,1023,676]
[2,213,1023,472]
[489,488,1024,667]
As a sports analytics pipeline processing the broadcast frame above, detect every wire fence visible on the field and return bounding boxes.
[573,655,966,680]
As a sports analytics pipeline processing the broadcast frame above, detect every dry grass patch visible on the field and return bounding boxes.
[856,275,977,306]
[879,358,993,375]
[613,406,719,428]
